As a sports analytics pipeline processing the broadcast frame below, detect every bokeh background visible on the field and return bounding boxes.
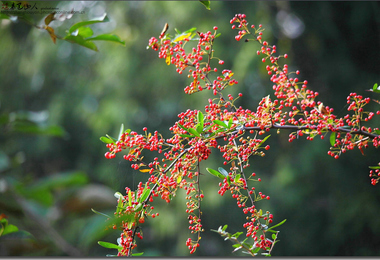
[1,1,380,256]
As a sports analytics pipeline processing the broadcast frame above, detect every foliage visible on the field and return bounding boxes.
[0,1,125,51]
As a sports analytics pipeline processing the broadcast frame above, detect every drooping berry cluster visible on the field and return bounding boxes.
[147,26,238,95]
[100,13,380,257]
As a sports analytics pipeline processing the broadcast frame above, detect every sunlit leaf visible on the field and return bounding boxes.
[139,186,150,203]
[77,26,94,38]
[98,241,122,250]
[106,134,118,143]
[68,14,109,34]
[131,252,144,256]
[258,135,271,147]
[330,132,336,146]
[232,231,243,238]
[206,167,225,179]
[177,123,188,132]
[213,119,228,128]
[197,111,204,128]
[199,0,211,10]
[64,35,98,51]
[128,190,132,207]
[373,83,379,92]
[86,34,126,45]
[188,128,200,137]
[2,224,18,236]
[267,219,287,231]
[139,169,150,173]
[222,224,228,231]
[195,123,203,134]
[227,118,233,129]
[100,136,114,144]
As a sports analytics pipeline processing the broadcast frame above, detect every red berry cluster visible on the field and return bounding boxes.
[147,25,238,95]
[101,13,380,257]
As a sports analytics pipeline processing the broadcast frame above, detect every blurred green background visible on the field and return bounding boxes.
[1,1,380,256]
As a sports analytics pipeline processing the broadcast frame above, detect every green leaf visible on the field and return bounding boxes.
[63,35,98,52]
[206,168,225,179]
[77,26,94,38]
[2,224,19,236]
[369,166,380,170]
[267,219,287,231]
[91,208,111,219]
[213,119,228,128]
[374,130,380,135]
[199,0,211,10]
[68,14,109,34]
[231,231,243,239]
[177,123,189,132]
[373,83,378,91]
[98,241,122,250]
[128,190,132,207]
[218,167,229,177]
[251,246,261,254]
[195,123,203,134]
[227,118,233,129]
[215,33,221,38]
[222,224,228,231]
[106,134,118,143]
[100,136,114,144]
[203,123,215,133]
[272,233,277,240]
[197,111,204,128]
[118,124,124,140]
[258,135,271,147]
[226,176,231,186]
[330,132,336,146]
[131,252,144,256]
[139,185,150,203]
[86,34,126,46]
[188,128,200,137]
[234,174,241,183]
[184,27,197,34]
